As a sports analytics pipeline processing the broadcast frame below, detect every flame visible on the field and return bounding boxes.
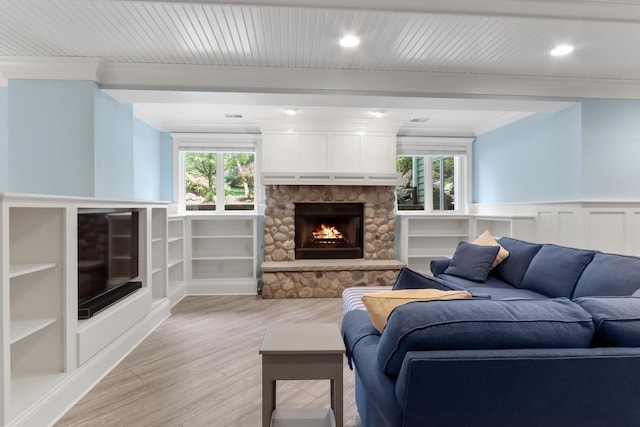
[312,224,344,240]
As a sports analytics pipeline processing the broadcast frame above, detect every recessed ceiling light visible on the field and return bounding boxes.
[285,107,298,116]
[550,44,574,57]
[370,111,385,118]
[340,35,360,48]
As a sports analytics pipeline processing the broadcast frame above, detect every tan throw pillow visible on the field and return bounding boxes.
[361,289,472,332]
[473,230,510,268]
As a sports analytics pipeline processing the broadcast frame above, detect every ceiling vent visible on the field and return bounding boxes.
[410,118,429,123]
[225,114,243,119]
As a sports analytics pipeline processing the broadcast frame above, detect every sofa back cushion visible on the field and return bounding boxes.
[443,242,500,282]
[573,296,640,347]
[520,244,595,298]
[573,253,640,297]
[492,237,543,287]
[377,298,594,377]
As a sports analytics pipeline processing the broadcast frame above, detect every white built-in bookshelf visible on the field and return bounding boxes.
[187,214,257,295]
[0,193,170,427]
[398,213,536,275]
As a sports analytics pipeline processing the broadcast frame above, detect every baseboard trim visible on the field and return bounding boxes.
[186,279,258,295]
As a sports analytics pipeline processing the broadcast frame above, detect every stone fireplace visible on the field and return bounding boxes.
[261,185,404,298]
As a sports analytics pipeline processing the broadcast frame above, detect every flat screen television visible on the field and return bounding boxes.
[77,209,141,319]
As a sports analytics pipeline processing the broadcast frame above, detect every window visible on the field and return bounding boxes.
[173,134,260,212]
[396,137,472,212]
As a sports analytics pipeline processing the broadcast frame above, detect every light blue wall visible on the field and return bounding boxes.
[94,88,134,199]
[581,99,640,200]
[0,86,7,191]
[473,104,582,203]
[133,118,163,200]
[160,131,173,201]
[8,80,95,196]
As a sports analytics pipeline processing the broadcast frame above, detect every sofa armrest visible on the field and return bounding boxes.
[430,258,451,276]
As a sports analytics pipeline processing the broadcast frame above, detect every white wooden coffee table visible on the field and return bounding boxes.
[259,323,346,427]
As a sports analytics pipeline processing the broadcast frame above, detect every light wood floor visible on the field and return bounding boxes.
[55,295,362,427]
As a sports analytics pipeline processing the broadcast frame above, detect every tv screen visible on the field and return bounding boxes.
[77,210,140,313]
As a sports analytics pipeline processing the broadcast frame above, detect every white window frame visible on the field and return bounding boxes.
[172,133,261,213]
[396,137,474,213]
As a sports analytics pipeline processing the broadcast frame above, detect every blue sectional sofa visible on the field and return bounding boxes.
[341,238,640,427]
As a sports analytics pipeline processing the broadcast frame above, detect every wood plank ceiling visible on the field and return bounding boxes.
[1,0,640,81]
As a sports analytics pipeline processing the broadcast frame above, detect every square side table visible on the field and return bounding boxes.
[260,323,346,427]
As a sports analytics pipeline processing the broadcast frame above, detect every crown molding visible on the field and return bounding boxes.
[0,57,103,81]
[164,120,261,133]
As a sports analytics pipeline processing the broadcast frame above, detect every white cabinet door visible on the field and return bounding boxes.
[362,135,395,172]
[329,134,361,172]
[261,133,298,173]
[297,134,328,172]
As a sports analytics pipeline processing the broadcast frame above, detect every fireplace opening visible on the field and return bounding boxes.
[295,202,364,259]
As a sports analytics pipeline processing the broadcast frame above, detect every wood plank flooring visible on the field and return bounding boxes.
[55,295,362,427]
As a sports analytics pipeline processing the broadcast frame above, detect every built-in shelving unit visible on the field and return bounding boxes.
[399,214,472,275]
[0,193,171,427]
[151,208,168,306]
[399,213,538,275]
[187,215,257,294]
[6,206,65,425]
[474,215,536,241]
[167,216,186,305]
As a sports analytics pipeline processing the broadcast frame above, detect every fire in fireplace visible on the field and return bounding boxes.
[295,202,364,259]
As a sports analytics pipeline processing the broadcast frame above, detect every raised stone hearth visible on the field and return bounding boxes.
[262,185,404,298]
[261,259,404,298]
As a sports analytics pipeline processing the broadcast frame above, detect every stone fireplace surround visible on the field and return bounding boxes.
[261,185,404,298]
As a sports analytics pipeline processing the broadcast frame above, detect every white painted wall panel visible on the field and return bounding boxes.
[261,133,297,173]
[361,135,396,173]
[557,211,577,247]
[537,211,553,243]
[329,135,361,172]
[297,134,328,172]
[587,212,626,254]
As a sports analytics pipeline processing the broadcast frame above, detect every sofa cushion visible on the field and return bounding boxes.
[473,230,510,268]
[436,274,546,299]
[492,237,543,287]
[521,245,594,298]
[392,266,462,291]
[443,242,500,282]
[377,298,594,377]
[573,296,640,347]
[573,253,640,298]
[361,288,472,332]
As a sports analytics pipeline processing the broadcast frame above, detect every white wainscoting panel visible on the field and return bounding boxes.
[586,211,626,254]
[537,211,553,243]
[558,211,579,247]
[473,201,640,256]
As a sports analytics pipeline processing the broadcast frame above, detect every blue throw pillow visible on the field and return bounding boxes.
[573,296,640,347]
[444,241,500,282]
[392,267,462,291]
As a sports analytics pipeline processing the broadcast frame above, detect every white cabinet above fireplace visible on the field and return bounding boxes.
[261,131,401,186]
